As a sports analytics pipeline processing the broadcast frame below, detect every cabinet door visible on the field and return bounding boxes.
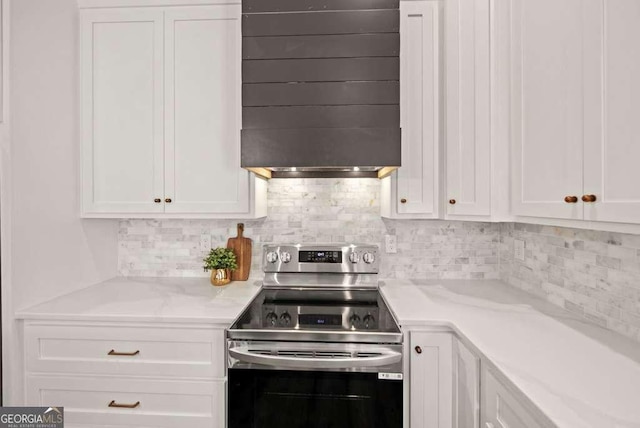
[410,332,452,428]
[164,6,249,214]
[445,0,491,217]
[583,0,640,224]
[481,367,546,428]
[511,0,586,220]
[397,0,439,217]
[81,9,165,214]
[453,339,480,428]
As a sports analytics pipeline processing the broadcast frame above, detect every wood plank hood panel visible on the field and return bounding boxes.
[241,0,401,178]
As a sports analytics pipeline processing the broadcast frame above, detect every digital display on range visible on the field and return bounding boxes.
[299,314,343,326]
[299,251,342,263]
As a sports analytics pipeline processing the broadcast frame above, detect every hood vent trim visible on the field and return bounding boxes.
[241,0,401,179]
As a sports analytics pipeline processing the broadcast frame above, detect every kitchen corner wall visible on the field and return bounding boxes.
[500,223,640,342]
[118,178,502,280]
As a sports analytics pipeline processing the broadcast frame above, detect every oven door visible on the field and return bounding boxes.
[227,341,403,428]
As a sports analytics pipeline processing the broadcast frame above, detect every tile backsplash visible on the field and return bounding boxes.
[118,178,502,280]
[118,178,640,342]
[501,223,640,342]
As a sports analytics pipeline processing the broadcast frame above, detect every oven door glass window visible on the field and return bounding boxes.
[229,369,403,428]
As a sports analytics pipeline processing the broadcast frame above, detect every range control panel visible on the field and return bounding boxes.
[299,250,342,263]
[263,244,379,274]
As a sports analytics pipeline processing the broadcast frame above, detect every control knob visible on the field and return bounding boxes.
[363,252,375,264]
[349,314,361,328]
[265,312,278,327]
[349,252,360,263]
[363,314,375,329]
[280,312,292,326]
[280,251,291,263]
[266,251,279,263]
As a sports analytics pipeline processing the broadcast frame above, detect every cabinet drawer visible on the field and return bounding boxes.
[25,324,225,378]
[26,375,224,428]
[482,367,550,428]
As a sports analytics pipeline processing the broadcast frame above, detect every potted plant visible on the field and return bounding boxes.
[203,247,238,286]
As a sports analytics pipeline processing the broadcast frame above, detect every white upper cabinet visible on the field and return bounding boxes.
[80,4,265,218]
[583,0,640,224]
[445,0,491,217]
[511,0,586,220]
[163,7,248,214]
[511,0,640,225]
[81,9,165,214]
[382,0,440,219]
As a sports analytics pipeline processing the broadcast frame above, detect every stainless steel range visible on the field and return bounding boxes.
[227,244,403,428]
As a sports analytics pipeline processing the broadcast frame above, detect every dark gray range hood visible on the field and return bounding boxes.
[241,0,401,179]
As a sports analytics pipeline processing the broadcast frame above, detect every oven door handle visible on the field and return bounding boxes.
[228,347,402,369]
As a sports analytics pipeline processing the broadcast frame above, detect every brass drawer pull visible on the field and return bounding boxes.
[108,400,140,409]
[154,198,161,203]
[582,194,597,203]
[165,198,172,203]
[400,198,407,204]
[108,349,140,357]
[415,346,422,354]
[564,196,578,203]
[449,199,456,205]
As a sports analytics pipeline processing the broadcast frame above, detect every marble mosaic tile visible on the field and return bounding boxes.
[118,179,503,281]
[501,223,640,343]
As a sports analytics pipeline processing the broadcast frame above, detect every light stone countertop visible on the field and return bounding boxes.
[380,279,640,428]
[16,276,262,324]
[16,277,640,427]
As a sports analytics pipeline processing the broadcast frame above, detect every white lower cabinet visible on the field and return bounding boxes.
[26,376,225,428]
[409,332,550,428]
[481,366,548,428]
[23,321,227,428]
[409,331,453,428]
[453,338,480,428]
[410,332,482,428]
[24,324,225,378]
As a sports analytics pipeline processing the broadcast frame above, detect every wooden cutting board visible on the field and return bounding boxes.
[227,223,252,281]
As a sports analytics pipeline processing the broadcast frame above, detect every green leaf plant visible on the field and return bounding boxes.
[203,247,238,271]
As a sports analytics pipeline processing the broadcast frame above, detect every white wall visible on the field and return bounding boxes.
[3,0,119,403]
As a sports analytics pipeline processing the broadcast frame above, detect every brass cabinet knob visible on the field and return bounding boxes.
[415,346,422,354]
[582,194,597,203]
[400,198,407,204]
[564,196,578,203]
[449,199,456,205]
[165,198,172,203]
[154,198,161,203]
